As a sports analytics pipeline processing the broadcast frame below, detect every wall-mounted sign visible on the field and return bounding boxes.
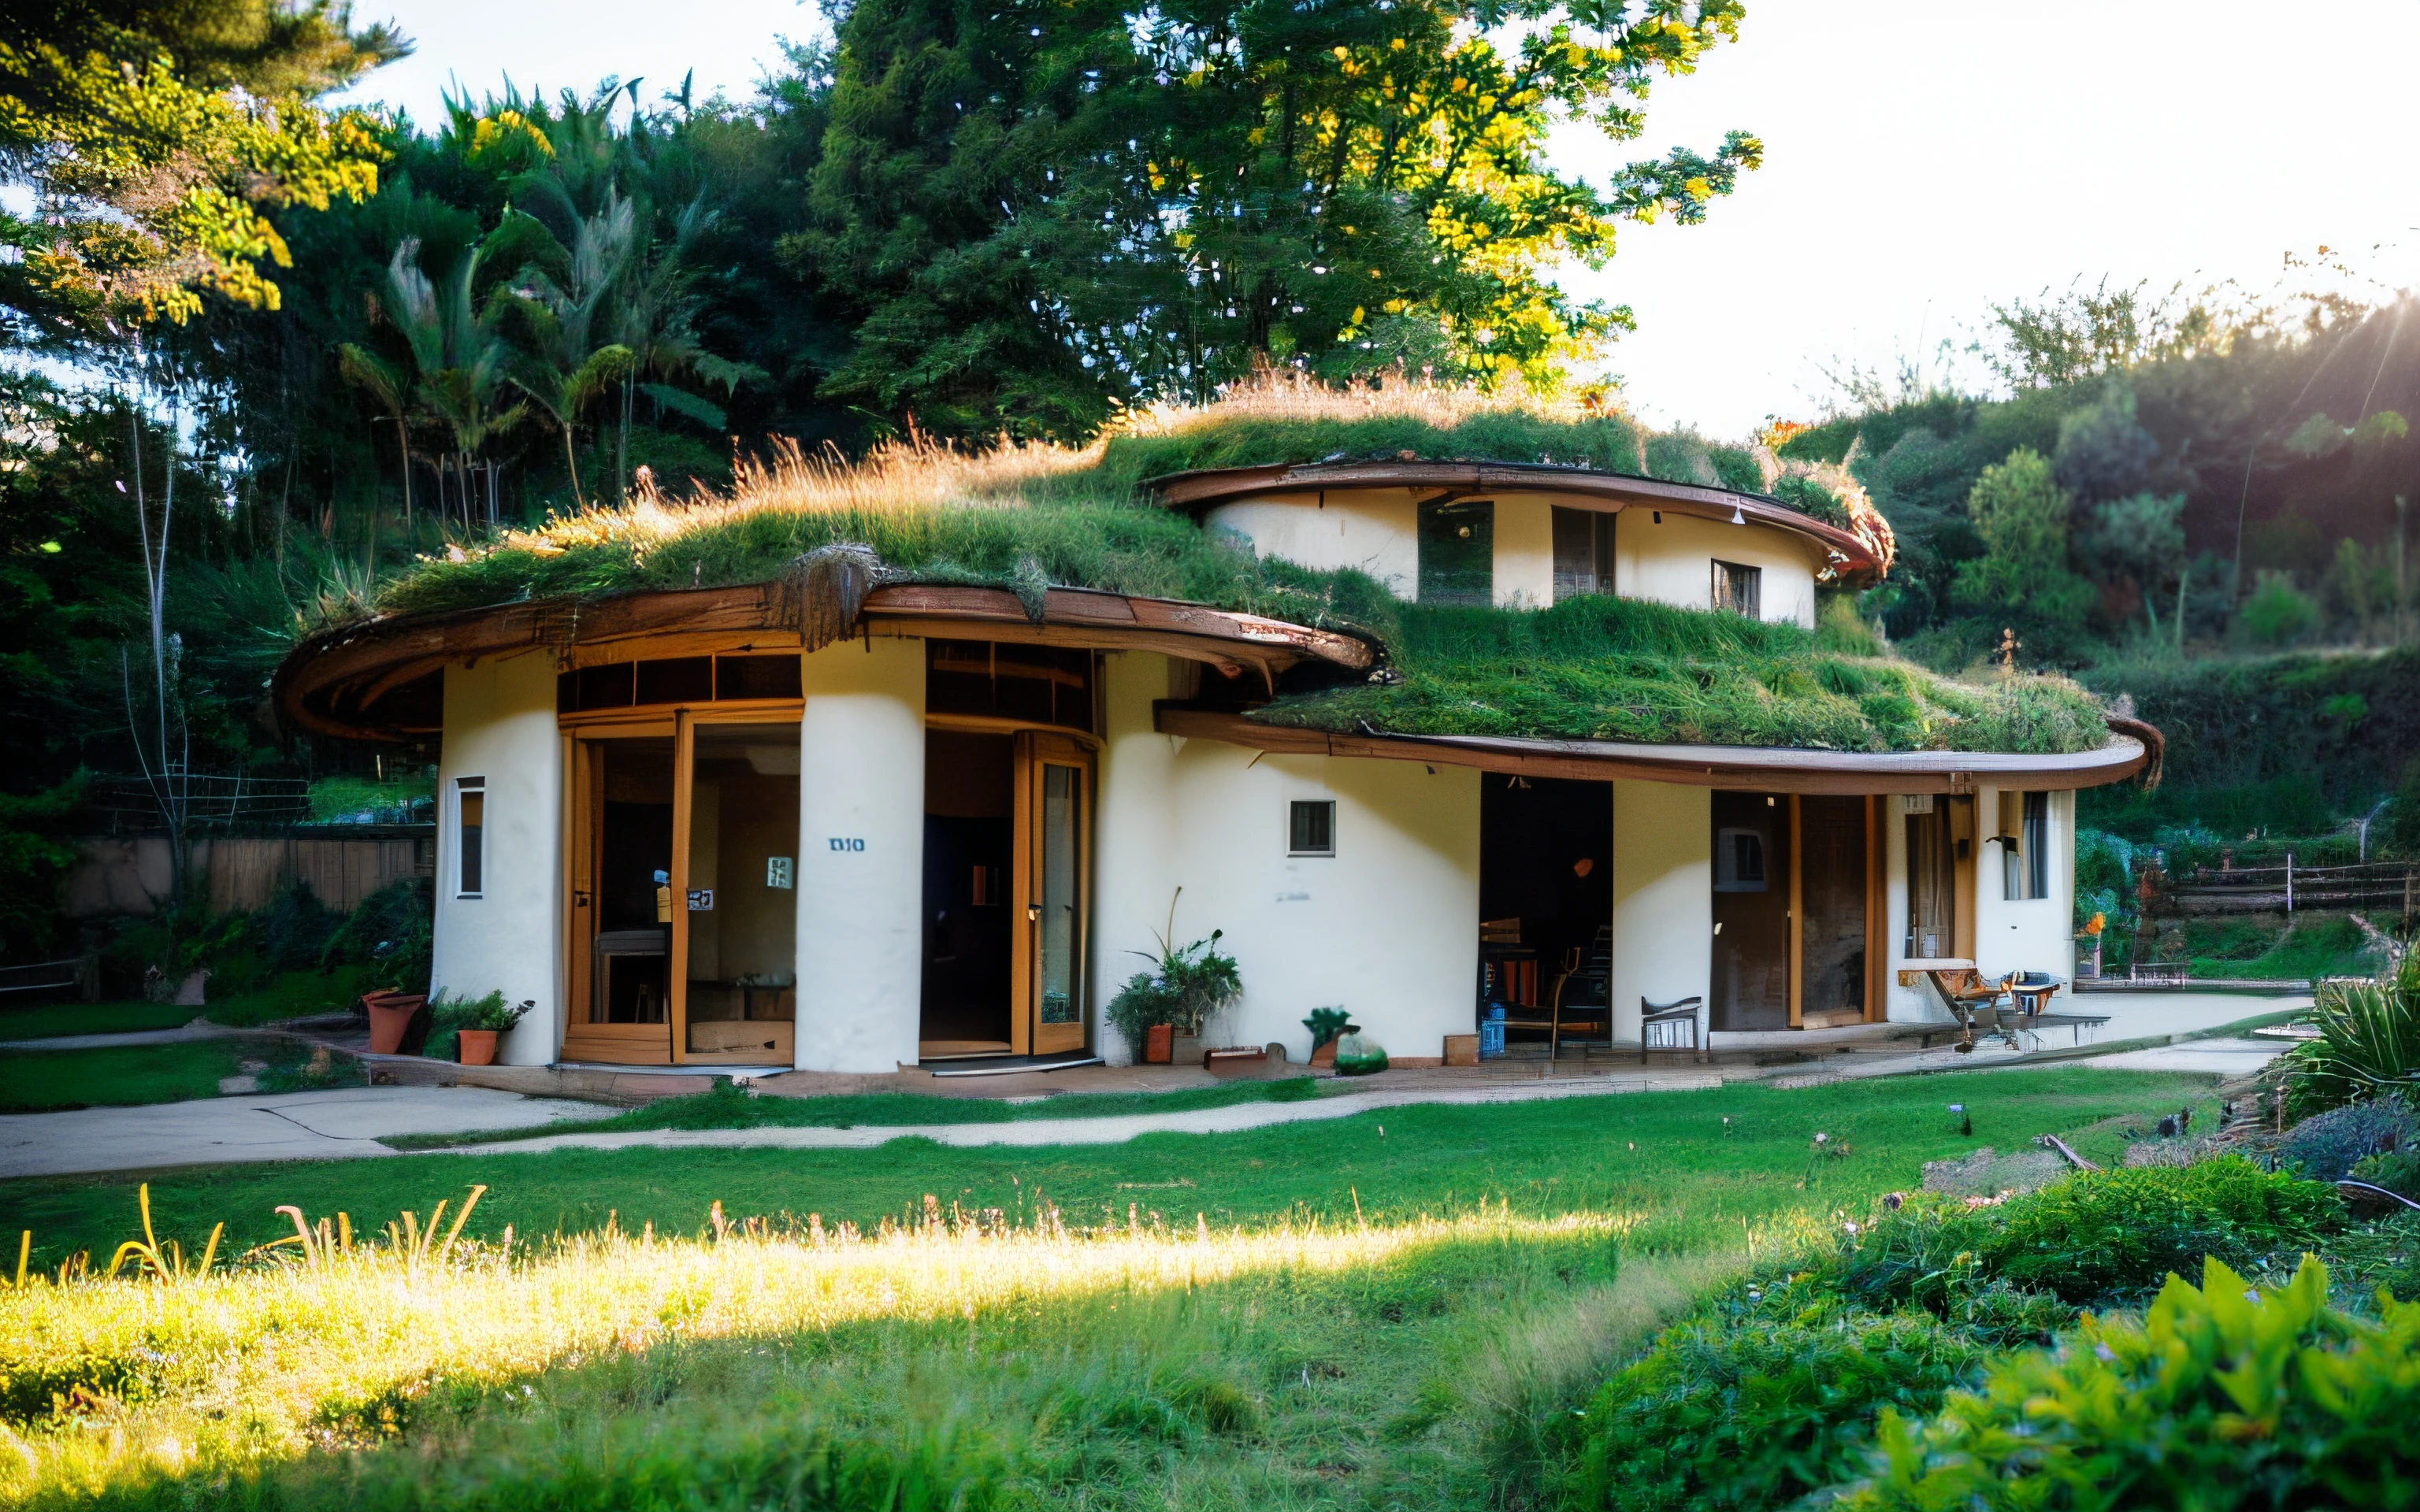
[687,889,714,911]
[826,837,866,852]
[766,855,795,888]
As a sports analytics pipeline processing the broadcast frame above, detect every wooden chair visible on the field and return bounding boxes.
[1924,968,2014,1052]
[1549,927,1614,1060]
[1640,995,1704,1062]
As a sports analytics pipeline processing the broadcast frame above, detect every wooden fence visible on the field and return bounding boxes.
[2158,857,2420,917]
[62,828,436,918]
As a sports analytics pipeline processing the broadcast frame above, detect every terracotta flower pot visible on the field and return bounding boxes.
[363,992,427,1055]
[457,1028,499,1066]
[1144,1023,1175,1064]
[1310,1039,1338,1067]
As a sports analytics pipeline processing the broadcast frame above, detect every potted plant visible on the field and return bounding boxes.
[1108,904,1242,1064]
[1303,1006,1357,1067]
[362,990,428,1054]
[455,995,533,1066]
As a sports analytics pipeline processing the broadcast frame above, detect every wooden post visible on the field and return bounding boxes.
[1787,794,1803,1029]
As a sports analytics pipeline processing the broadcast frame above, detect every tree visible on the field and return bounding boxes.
[1954,447,2096,637]
[0,0,403,335]
[792,0,1759,438]
[501,199,637,510]
[2079,491,2185,637]
[377,236,525,529]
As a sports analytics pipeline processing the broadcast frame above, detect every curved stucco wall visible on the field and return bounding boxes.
[1615,510,1821,628]
[1204,493,1418,598]
[1092,650,1480,1064]
[432,650,564,1065]
[795,636,927,1073]
[1202,490,1824,624]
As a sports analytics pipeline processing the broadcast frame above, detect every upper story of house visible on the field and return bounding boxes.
[1145,459,1891,629]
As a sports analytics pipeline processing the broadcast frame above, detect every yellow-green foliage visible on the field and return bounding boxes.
[0,1192,1628,1505]
[1841,1256,2420,1510]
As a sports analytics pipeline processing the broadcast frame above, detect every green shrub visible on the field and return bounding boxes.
[2350,1147,2420,1199]
[1977,1158,2343,1304]
[2287,956,2420,1114]
[321,877,433,994]
[1834,1257,2420,1510]
[1555,1307,1990,1512]
[2279,1095,2418,1180]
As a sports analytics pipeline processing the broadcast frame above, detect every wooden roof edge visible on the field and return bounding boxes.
[274,580,1375,743]
[1152,706,2155,793]
[1141,460,1883,581]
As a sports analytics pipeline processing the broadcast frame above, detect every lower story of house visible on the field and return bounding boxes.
[431,636,2087,1073]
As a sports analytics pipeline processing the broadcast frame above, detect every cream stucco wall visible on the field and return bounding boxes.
[1205,493,1418,598]
[1609,780,1712,1046]
[1614,511,1821,628]
[1091,650,1479,1063]
[1881,787,2076,1023]
[432,651,563,1066]
[1493,497,1554,608]
[794,636,927,1073]
[1973,785,2074,983]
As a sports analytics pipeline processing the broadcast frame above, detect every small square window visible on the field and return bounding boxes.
[1289,799,1335,857]
[456,776,485,897]
[1713,559,1763,619]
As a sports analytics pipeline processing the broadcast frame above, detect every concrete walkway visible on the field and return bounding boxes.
[0,1087,606,1179]
[435,1073,1731,1159]
[0,1021,238,1053]
[0,991,2312,1178]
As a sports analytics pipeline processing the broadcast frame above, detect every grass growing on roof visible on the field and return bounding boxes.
[1255,595,2112,753]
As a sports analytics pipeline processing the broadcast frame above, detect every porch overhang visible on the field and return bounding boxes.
[1143,460,1889,586]
[274,583,1374,743]
[1152,706,2156,794]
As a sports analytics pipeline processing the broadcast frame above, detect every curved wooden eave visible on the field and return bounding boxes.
[274,581,1374,742]
[1153,706,2153,794]
[1144,460,1886,584]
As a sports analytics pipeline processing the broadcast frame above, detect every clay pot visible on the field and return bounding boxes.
[363,992,428,1054]
[457,1028,499,1066]
[1144,1023,1175,1064]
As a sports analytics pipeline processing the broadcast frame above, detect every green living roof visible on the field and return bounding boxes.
[350,397,2106,757]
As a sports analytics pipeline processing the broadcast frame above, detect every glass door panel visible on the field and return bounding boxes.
[1016,732,1092,1056]
[681,719,800,1062]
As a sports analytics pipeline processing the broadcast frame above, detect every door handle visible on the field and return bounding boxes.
[1026,904,1041,921]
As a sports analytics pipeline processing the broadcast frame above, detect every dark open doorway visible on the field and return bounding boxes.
[922,730,1015,1053]
[1479,776,1612,1049]
[1710,790,1791,1031]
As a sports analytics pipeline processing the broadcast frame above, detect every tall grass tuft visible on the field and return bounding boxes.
[0,1190,1634,1506]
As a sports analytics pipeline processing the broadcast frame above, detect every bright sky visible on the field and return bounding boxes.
[335,0,2420,439]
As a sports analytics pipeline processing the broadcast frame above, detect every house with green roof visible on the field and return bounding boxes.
[273,393,2155,1072]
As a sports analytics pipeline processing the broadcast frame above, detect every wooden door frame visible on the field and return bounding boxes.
[1787,795,1804,1028]
[671,706,807,1065]
[1865,795,1887,1021]
[1013,731,1094,1056]
[561,721,677,1065]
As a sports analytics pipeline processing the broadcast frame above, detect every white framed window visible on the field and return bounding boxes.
[456,776,486,897]
[2001,791,2050,900]
[1289,799,1336,857]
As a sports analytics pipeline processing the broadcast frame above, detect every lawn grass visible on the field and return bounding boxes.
[0,1066,2221,1512]
[204,965,373,1026]
[0,1041,247,1113]
[384,1075,1327,1150]
[0,1000,196,1040]
[2,1068,2216,1271]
